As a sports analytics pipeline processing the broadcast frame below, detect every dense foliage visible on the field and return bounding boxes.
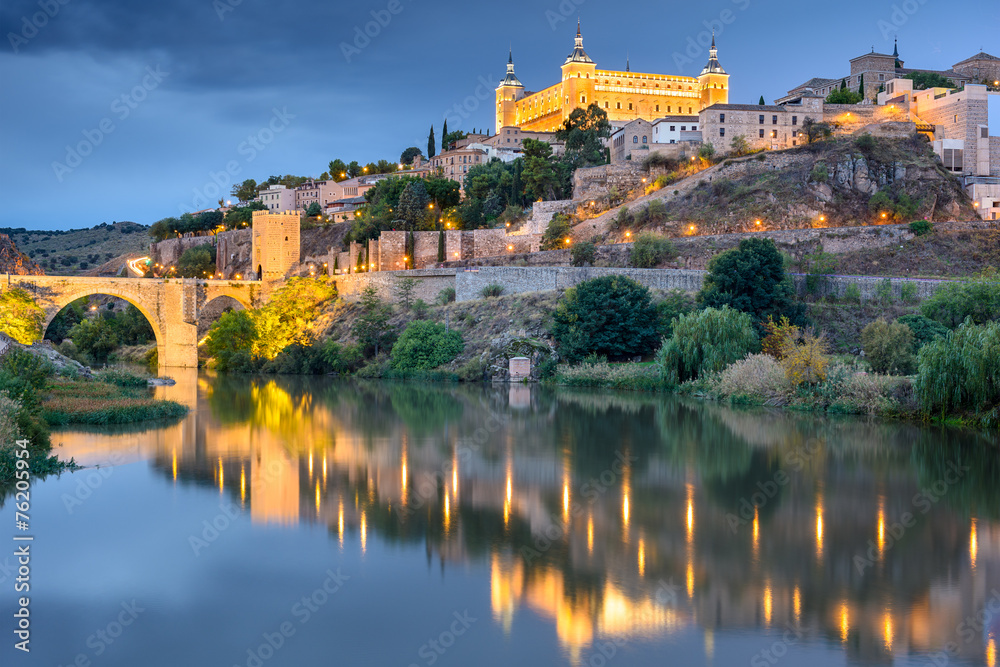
[390,321,464,371]
[630,232,675,269]
[862,318,916,374]
[0,287,44,344]
[177,244,217,278]
[551,276,661,363]
[657,307,759,386]
[916,320,1000,416]
[698,238,805,330]
[895,314,949,352]
[920,272,1000,328]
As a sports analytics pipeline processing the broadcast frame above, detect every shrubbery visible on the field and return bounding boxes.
[909,219,933,236]
[916,320,1000,416]
[0,288,44,344]
[862,318,915,374]
[655,290,696,338]
[571,241,596,267]
[630,232,675,268]
[390,321,464,371]
[921,272,1000,328]
[896,314,949,352]
[657,306,759,386]
[551,276,661,363]
[177,244,216,278]
[541,213,571,250]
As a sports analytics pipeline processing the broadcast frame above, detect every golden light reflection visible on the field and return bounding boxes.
[638,538,645,577]
[622,490,630,530]
[763,581,773,627]
[816,502,824,561]
[971,518,978,570]
[705,628,715,660]
[443,493,451,534]
[401,449,408,506]
[987,636,996,667]
[308,449,314,478]
[315,481,321,513]
[562,481,570,524]
[240,465,246,506]
[322,452,327,486]
[451,449,458,496]
[218,457,224,494]
[171,449,177,482]
[793,586,801,626]
[752,506,760,558]
[587,515,594,553]
[360,511,367,554]
[839,602,849,643]
[685,483,695,544]
[883,612,894,652]
[686,561,694,598]
[877,497,886,559]
[337,499,344,548]
[504,467,512,528]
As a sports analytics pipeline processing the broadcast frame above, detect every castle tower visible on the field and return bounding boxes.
[697,33,729,108]
[559,21,597,125]
[251,210,300,280]
[495,49,524,133]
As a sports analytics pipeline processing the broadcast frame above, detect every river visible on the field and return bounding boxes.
[2,371,998,666]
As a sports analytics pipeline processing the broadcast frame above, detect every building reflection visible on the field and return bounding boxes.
[54,375,1000,666]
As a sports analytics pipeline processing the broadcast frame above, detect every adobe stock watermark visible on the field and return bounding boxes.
[725,439,823,533]
[407,610,477,667]
[671,0,752,74]
[233,568,349,667]
[853,460,968,575]
[213,0,243,21]
[543,0,586,31]
[925,588,1000,666]
[178,106,294,214]
[7,0,71,53]
[750,624,805,667]
[51,65,170,183]
[61,450,128,514]
[444,73,500,129]
[340,0,408,63]
[876,0,932,40]
[57,599,146,666]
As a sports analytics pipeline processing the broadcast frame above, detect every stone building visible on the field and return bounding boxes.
[255,184,296,213]
[495,23,728,133]
[251,210,300,280]
[429,146,488,191]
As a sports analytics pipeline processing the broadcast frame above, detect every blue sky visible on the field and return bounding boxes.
[0,0,997,230]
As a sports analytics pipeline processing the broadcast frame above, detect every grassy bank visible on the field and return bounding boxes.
[41,376,188,426]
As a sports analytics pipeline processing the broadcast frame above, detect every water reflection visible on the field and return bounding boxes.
[54,373,1000,666]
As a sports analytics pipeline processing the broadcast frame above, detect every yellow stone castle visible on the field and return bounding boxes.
[496,22,729,133]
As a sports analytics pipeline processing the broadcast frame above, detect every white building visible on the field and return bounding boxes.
[255,184,296,213]
[651,116,701,144]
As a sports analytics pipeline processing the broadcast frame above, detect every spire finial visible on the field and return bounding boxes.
[711,30,716,48]
[577,18,581,37]
[508,46,512,65]
[626,50,630,72]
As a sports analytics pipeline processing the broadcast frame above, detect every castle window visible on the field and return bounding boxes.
[792,116,798,125]
[628,103,633,110]
[656,105,660,112]
[642,136,647,144]
[759,115,765,124]
[759,129,765,138]
[633,136,638,143]
[605,102,609,108]
[617,102,621,109]
[688,107,692,113]
[581,95,586,104]
[771,130,778,139]
[720,113,725,122]
[719,128,725,137]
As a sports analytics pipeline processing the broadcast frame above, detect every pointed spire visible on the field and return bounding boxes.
[893,37,898,57]
[626,51,630,72]
[577,18,581,38]
[711,30,716,48]
[564,19,593,64]
[700,33,726,76]
[508,47,513,65]
[500,47,523,88]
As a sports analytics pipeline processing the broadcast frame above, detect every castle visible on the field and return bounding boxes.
[495,22,729,133]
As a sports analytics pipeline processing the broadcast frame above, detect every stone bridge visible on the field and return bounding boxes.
[1,274,266,371]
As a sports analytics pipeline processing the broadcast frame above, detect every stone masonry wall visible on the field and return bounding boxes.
[573,163,645,201]
[991,137,1000,177]
[151,235,216,270]
[216,229,251,277]
[333,269,457,303]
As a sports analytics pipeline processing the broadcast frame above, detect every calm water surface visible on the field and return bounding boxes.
[2,372,999,667]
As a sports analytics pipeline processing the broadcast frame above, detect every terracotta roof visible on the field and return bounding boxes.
[953,51,999,67]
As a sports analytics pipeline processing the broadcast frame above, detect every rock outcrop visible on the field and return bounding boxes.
[0,234,44,275]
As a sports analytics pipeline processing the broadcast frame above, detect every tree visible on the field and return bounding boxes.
[840,78,847,90]
[395,277,417,310]
[916,320,1000,414]
[396,180,431,231]
[374,159,398,174]
[556,103,611,167]
[304,202,323,218]
[541,213,571,250]
[204,309,257,372]
[441,119,448,152]
[231,179,258,204]
[522,139,561,201]
[920,272,1000,328]
[857,73,865,98]
[730,135,750,156]
[862,318,915,374]
[69,317,119,364]
[698,237,806,330]
[630,232,675,268]
[0,288,44,344]
[424,178,461,211]
[758,95,766,105]
[550,276,661,363]
[427,125,436,159]
[400,147,423,165]
[390,321,464,371]
[352,286,394,356]
[802,117,833,144]
[444,130,467,150]
[347,161,363,178]
[177,244,216,278]
[437,230,445,263]
[905,71,957,90]
[329,159,349,181]
[825,88,863,104]
[657,306,759,385]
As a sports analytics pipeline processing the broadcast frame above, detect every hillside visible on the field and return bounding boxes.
[3,221,149,275]
[572,134,978,242]
[0,233,44,275]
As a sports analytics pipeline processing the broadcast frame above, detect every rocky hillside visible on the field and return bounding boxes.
[0,234,44,275]
[572,135,977,241]
[4,221,148,275]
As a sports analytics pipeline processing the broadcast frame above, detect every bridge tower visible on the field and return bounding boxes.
[252,210,300,280]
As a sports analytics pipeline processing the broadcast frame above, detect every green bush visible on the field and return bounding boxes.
[541,213,571,250]
[630,232,675,268]
[896,314,949,352]
[657,306,759,386]
[321,341,364,374]
[698,237,806,329]
[390,321,464,371]
[921,273,1000,328]
[614,207,632,230]
[655,290,696,338]
[809,163,829,183]
[176,244,217,278]
[555,362,663,392]
[204,309,258,372]
[551,276,661,363]
[843,283,862,304]
[436,287,456,304]
[0,287,44,344]
[861,318,915,374]
[0,349,51,450]
[916,320,1000,415]
[909,219,933,236]
[480,284,504,298]
[571,241,597,267]
[900,282,919,304]
[874,278,894,305]
[95,368,149,387]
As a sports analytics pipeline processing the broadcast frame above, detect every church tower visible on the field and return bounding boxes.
[698,33,729,108]
[495,49,524,133]
[559,21,597,126]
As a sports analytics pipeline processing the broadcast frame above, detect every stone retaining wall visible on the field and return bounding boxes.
[333,269,457,303]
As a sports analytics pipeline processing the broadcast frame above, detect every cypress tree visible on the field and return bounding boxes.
[437,230,445,262]
[428,125,436,158]
[406,232,416,267]
[857,73,865,98]
[442,119,448,151]
[758,95,765,105]
[840,78,847,90]
[333,256,339,273]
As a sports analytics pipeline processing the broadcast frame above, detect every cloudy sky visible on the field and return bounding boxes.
[1,0,996,230]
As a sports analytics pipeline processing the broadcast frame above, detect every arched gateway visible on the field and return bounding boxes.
[1,275,264,371]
